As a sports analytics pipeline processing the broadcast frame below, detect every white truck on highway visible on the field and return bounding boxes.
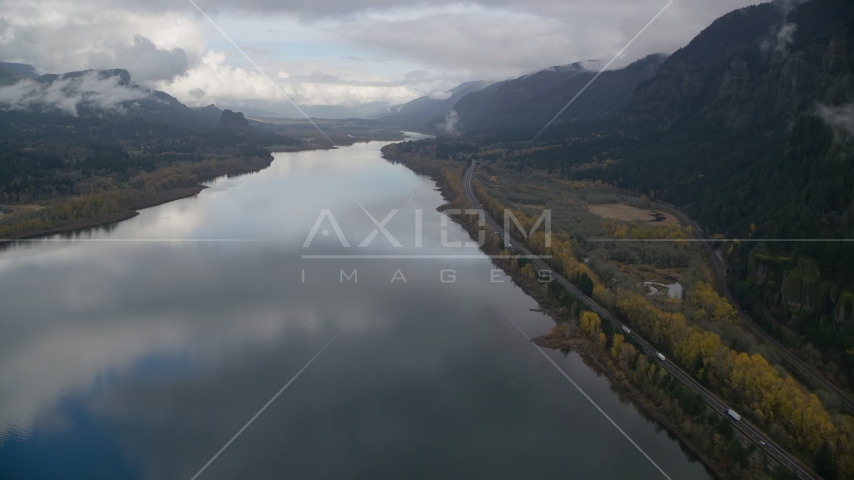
[656,352,666,362]
[621,326,631,335]
[727,409,741,421]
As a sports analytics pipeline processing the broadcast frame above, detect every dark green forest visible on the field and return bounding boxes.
[0,110,299,236]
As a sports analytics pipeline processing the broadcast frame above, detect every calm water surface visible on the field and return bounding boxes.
[0,139,711,479]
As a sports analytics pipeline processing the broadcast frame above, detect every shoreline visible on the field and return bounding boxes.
[3,134,411,241]
[11,185,209,240]
[1,139,356,241]
[463,222,726,480]
[3,155,274,241]
[383,148,727,479]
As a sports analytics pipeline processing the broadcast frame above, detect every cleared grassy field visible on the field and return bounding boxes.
[588,203,679,225]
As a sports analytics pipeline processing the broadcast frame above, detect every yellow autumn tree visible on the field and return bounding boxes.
[686,282,738,324]
[611,333,624,357]
[580,311,601,338]
[616,289,836,453]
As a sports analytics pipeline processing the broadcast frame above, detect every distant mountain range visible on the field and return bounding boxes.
[0,62,41,84]
[375,55,667,134]
[0,64,232,130]
[0,62,411,123]
[452,55,667,133]
[0,57,665,134]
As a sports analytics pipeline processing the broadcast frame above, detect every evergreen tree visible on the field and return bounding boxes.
[815,441,837,480]
[579,272,594,296]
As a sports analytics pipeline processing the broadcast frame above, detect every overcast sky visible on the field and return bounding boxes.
[0,0,766,111]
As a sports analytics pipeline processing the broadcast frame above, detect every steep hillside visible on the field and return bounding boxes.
[521,0,854,391]
[453,54,667,133]
[622,2,785,125]
[624,0,854,127]
[584,0,854,246]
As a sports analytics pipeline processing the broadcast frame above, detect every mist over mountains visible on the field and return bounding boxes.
[0,69,148,117]
[0,63,241,130]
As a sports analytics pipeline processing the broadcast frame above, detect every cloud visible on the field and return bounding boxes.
[80,0,764,27]
[438,109,459,135]
[773,23,797,53]
[161,50,420,107]
[1,0,769,110]
[759,0,811,56]
[90,35,189,83]
[760,21,797,55]
[328,0,768,76]
[428,90,452,100]
[817,104,854,138]
[0,1,204,86]
[339,9,608,75]
[0,71,150,116]
[770,0,809,15]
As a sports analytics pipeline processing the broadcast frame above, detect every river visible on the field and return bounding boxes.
[0,138,711,479]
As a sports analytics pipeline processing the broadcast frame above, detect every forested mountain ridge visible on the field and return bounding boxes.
[622,2,786,125]
[583,0,854,238]
[624,0,854,128]
[451,54,667,133]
